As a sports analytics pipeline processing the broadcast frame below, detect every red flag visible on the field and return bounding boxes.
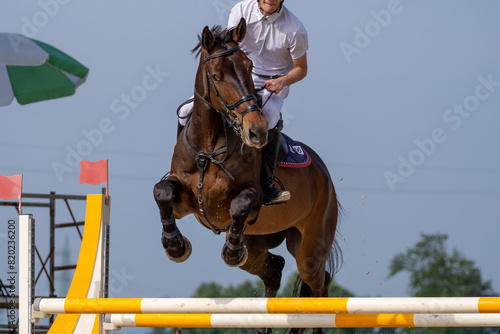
[0,174,22,200]
[0,174,23,213]
[79,160,108,196]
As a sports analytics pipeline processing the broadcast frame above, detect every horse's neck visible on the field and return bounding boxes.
[187,101,225,152]
[186,63,226,151]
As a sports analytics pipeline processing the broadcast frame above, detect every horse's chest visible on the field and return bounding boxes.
[197,177,233,225]
[201,175,231,202]
[186,171,232,207]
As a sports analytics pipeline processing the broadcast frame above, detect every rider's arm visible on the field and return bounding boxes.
[261,53,308,94]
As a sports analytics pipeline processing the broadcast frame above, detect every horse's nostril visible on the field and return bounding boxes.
[249,130,259,143]
[246,124,267,147]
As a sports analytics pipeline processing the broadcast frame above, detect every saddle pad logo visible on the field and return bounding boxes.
[289,145,304,155]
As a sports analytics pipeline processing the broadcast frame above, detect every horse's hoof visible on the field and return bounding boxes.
[221,243,248,267]
[165,236,192,263]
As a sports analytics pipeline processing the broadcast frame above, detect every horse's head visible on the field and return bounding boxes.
[196,18,268,149]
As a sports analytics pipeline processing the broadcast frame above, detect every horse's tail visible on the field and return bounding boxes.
[333,197,345,276]
[292,196,344,297]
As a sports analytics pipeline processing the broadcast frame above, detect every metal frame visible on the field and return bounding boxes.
[19,214,34,334]
[0,191,89,332]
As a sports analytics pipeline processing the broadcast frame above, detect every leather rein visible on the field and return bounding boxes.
[183,44,262,234]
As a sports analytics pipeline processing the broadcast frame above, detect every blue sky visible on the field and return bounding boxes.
[1,1,500,330]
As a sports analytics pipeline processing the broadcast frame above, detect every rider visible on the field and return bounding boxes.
[178,0,308,205]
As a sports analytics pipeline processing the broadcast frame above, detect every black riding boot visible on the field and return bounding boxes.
[261,125,290,205]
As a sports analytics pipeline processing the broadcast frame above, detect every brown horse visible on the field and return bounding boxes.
[154,18,341,334]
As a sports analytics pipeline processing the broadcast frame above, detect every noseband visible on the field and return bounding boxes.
[194,45,262,137]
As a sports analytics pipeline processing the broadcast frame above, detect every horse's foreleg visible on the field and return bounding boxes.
[221,188,260,267]
[153,179,192,263]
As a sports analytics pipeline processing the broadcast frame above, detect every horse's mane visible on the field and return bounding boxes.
[191,25,235,58]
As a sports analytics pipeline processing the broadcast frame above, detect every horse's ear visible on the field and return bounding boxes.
[232,18,246,43]
[202,26,214,51]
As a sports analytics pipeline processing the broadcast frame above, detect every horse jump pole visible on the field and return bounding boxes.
[34,297,500,315]
[105,313,500,329]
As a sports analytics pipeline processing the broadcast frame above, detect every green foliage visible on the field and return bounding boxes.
[192,280,265,298]
[277,271,356,298]
[388,233,496,297]
[148,328,170,334]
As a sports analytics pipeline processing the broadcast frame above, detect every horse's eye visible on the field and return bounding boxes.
[212,74,222,82]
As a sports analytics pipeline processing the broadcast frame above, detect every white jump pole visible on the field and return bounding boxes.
[106,313,500,329]
[19,214,35,334]
[34,297,500,315]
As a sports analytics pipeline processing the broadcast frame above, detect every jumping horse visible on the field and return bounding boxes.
[154,18,341,334]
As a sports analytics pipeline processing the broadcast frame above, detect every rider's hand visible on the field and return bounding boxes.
[261,77,287,94]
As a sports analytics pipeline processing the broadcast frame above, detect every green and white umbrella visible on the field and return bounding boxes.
[0,33,89,106]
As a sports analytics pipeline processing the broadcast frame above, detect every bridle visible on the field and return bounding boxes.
[194,44,262,138]
[185,44,262,235]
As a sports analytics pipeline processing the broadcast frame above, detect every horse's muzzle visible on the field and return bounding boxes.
[244,123,268,149]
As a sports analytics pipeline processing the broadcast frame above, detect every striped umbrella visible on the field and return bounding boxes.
[0,33,89,106]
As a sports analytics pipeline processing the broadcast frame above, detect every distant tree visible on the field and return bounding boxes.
[388,233,497,334]
[277,270,356,298]
[148,328,169,334]
[389,233,495,297]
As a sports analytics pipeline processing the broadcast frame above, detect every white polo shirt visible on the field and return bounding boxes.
[228,0,308,77]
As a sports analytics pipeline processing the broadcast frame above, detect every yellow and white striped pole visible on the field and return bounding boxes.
[105,313,500,328]
[35,297,500,315]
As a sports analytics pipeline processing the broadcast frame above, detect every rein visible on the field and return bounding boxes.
[183,44,260,235]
